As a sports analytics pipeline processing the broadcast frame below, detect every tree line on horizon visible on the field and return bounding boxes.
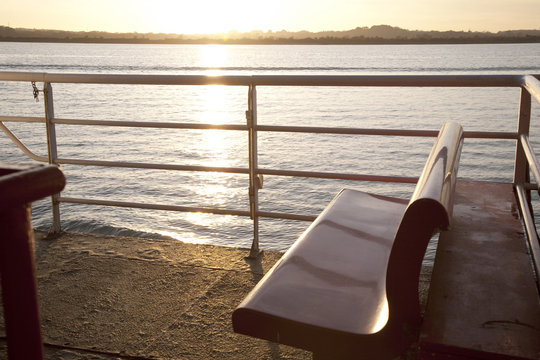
[1,24,539,44]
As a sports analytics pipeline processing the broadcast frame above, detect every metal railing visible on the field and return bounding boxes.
[0,72,539,263]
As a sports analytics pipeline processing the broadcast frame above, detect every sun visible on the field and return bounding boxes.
[151,0,268,34]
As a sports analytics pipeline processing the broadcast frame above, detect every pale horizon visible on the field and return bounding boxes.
[1,0,539,35]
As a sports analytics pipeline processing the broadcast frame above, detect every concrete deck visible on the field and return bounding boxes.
[0,231,432,359]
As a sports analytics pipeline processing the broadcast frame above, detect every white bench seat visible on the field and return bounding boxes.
[233,122,464,359]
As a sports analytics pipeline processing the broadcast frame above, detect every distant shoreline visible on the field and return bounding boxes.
[1,24,539,45]
[1,37,539,45]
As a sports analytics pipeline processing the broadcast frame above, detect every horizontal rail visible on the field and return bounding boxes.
[0,116,45,123]
[56,158,250,174]
[1,116,517,139]
[0,72,252,86]
[1,72,538,87]
[54,157,420,184]
[52,118,248,131]
[59,196,317,222]
[59,196,251,217]
[257,125,517,139]
[463,131,517,140]
[256,210,317,222]
[256,126,442,136]
[252,74,535,87]
[258,168,418,183]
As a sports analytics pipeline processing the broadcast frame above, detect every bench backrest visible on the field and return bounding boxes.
[386,121,463,326]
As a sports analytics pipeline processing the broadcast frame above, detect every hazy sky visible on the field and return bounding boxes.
[1,0,539,34]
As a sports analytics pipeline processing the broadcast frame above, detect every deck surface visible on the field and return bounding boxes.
[420,181,540,359]
[0,231,312,359]
[0,230,433,359]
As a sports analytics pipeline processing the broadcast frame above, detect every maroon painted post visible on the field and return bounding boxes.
[0,163,65,360]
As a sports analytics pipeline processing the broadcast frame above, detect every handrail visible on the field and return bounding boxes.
[1,72,538,86]
[0,72,539,261]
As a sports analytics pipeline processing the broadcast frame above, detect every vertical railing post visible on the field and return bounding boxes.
[43,82,62,235]
[514,88,532,188]
[247,84,261,257]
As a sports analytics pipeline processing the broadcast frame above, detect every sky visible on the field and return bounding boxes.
[1,0,539,35]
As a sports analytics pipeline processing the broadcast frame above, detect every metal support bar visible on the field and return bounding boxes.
[43,82,62,235]
[514,88,532,187]
[247,84,261,258]
[515,184,540,291]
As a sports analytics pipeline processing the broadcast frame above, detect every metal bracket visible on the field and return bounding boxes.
[245,110,252,127]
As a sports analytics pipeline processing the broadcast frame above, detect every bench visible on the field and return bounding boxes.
[232,122,464,359]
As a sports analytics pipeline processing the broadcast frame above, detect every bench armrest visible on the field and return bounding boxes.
[410,121,464,229]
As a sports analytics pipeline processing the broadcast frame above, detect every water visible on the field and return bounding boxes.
[1,42,539,261]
